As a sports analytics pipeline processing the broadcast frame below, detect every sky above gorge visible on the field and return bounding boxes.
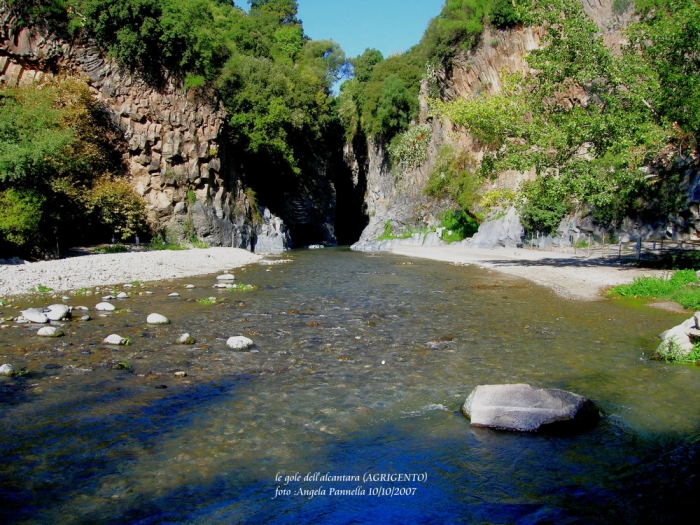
[238,0,445,91]
[296,0,445,59]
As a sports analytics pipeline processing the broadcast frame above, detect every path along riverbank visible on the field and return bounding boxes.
[0,248,263,298]
[389,245,672,303]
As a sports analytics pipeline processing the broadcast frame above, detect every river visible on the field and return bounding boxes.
[1,248,698,523]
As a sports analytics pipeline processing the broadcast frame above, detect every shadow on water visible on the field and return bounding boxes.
[0,374,258,524]
[4,378,700,525]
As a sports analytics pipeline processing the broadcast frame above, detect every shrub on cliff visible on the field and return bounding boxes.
[0,77,145,256]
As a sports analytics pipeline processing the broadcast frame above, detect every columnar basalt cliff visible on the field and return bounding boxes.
[0,5,322,252]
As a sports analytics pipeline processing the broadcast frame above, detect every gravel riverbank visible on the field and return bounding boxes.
[0,248,263,297]
[389,245,671,302]
[0,244,676,304]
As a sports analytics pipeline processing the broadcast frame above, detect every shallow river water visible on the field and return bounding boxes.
[1,248,699,524]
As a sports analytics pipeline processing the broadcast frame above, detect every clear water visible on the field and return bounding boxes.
[1,248,699,524]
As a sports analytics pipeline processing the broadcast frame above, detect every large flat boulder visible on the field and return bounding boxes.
[462,384,599,432]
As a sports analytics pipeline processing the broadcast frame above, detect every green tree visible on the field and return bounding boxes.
[351,48,383,83]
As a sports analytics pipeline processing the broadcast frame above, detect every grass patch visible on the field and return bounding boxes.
[609,270,700,309]
[95,244,130,254]
[226,283,257,291]
[30,285,53,293]
[377,220,430,241]
[197,298,217,305]
[656,340,700,363]
[148,242,188,251]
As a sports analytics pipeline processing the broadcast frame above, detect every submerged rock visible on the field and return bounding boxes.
[44,304,71,321]
[147,313,170,325]
[462,384,599,432]
[175,333,196,345]
[21,308,49,324]
[226,336,254,350]
[217,274,235,281]
[37,326,64,337]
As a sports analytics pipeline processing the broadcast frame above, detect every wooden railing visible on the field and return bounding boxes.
[522,234,700,264]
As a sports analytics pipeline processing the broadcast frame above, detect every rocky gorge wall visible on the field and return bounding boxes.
[0,4,335,252]
[351,0,700,252]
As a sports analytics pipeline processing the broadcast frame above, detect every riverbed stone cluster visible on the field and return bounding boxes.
[462,384,599,432]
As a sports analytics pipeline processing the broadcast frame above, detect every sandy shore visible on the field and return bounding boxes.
[389,245,671,301]
[0,248,263,297]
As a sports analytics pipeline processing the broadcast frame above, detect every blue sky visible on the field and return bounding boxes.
[297,0,445,59]
[238,1,445,59]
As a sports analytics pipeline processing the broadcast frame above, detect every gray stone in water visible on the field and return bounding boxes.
[462,384,599,432]
[95,302,116,311]
[37,326,64,337]
[102,295,116,300]
[216,274,235,281]
[226,336,254,350]
[0,363,16,376]
[186,284,196,289]
[79,315,92,322]
[103,334,127,345]
[44,304,71,321]
[117,292,129,299]
[21,308,49,324]
[658,316,697,355]
[169,292,180,297]
[175,333,196,345]
[147,313,170,325]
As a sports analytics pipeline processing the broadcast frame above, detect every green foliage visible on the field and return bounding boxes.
[226,283,257,291]
[610,270,700,310]
[388,124,432,172]
[378,220,394,241]
[351,49,384,83]
[32,285,54,293]
[88,178,148,241]
[94,243,130,253]
[430,0,684,232]
[0,189,45,245]
[518,176,571,234]
[0,78,147,255]
[429,75,526,148]
[491,0,524,29]
[197,297,217,305]
[112,359,132,371]
[439,209,480,242]
[628,0,700,139]
[421,0,492,61]
[424,145,482,211]
[0,84,75,183]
